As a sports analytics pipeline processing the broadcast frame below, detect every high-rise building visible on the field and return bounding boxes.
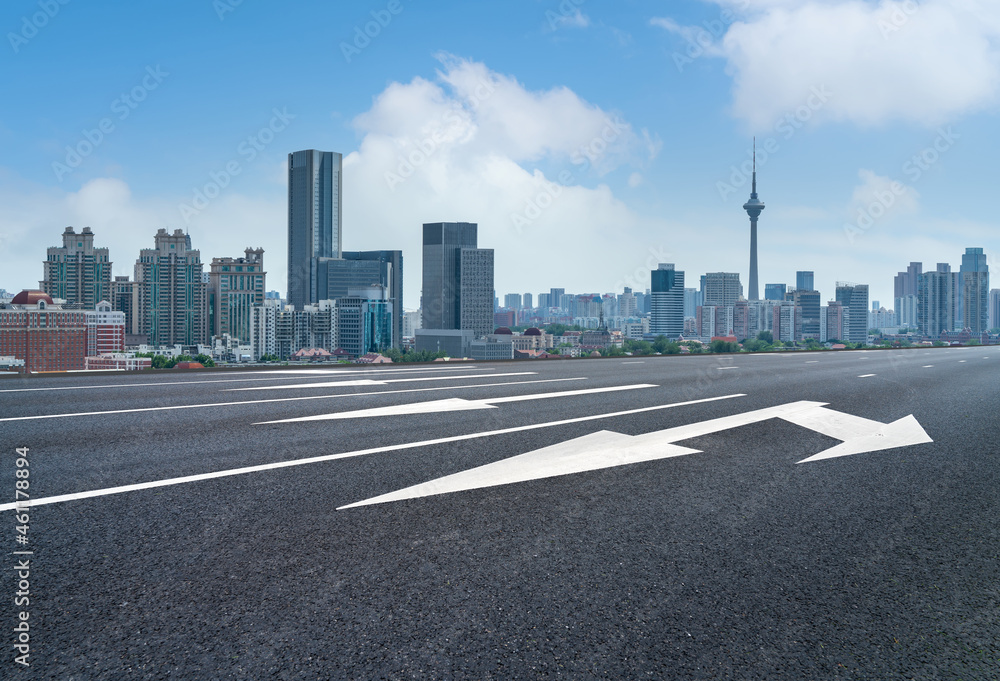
[649,264,685,338]
[135,229,207,347]
[960,247,989,333]
[793,288,821,340]
[703,273,742,307]
[918,264,955,339]
[85,301,126,356]
[460,248,495,338]
[112,276,141,336]
[549,288,565,310]
[207,248,266,343]
[896,295,919,329]
[287,150,342,310]
[894,262,922,299]
[41,227,113,309]
[989,289,1000,331]
[796,271,814,292]
[619,288,638,318]
[316,250,403,348]
[742,142,765,301]
[834,283,869,343]
[523,292,533,310]
[764,283,786,301]
[337,286,393,357]
[419,222,494,340]
[504,293,522,310]
[683,288,700,319]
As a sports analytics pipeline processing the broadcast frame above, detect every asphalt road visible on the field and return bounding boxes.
[1,347,998,679]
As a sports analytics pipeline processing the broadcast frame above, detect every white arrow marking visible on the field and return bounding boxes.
[339,402,933,509]
[256,384,658,423]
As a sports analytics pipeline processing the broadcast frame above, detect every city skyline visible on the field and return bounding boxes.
[2,2,999,310]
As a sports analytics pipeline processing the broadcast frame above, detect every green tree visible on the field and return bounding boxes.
[710,339,740,353]
[756,330,773,344]
[194,354,215,367]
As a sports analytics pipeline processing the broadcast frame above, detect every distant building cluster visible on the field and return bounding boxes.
[3,144,997,373]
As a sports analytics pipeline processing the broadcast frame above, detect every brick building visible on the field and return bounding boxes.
[0,290,87,372]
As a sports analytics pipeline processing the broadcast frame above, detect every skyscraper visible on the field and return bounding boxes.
[420,222,494,338]
[918,264,955,339]
[287,150,342,310]
[894,262,922,299]
[41,227,113,309]
[960,247,989,333]
[796,271,814,292]
[742,140,765,301]
[135,228,207,346]
[834,282,869,343]
[793,288,821,340]
[703,272,742,307]
[650,264,685,338]
[523,292,533,310]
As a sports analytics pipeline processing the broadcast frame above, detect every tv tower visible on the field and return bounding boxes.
[742,138,765,301]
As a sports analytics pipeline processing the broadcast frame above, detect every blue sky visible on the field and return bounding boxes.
[2,0,998,309]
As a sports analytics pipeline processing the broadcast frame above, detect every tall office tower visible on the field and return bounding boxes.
[316,250,404,348]
[420,222,494,338]
[834,283,870,343]
[897,295,919,329]
[523,292,533,310]
[952,271,964,331]
[703,272,743,307]
[504,293,522,310]
[41,227,113,309]
[538,293,550,309]
[207,248,266,342]
[683,288,700,319]
[337,286,394,357]
[989,289,1000,330]
[894,262,922,298]
[796,271,815,292]
[287,150,342,310]
[461,248,495,337]
[742,141,765,300]
[961,247,989,333]
[825,301,850,342]
[793,288,821,340]
[918,264,955,338]
[764,283,787,301]
[134,229,207,347]
[650,264,685,338]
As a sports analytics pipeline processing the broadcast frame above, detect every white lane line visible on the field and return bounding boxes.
[225,371,536,391]
[256,384,658,423]
[0,378,586,423]
[717,367,738,370]
[858,374,876,378]
[806,361,820,364]
[923,365,934,368]
[0,393,747,512]
[0,365,488,393]
[621,361,645,364]
[959,360,967,363]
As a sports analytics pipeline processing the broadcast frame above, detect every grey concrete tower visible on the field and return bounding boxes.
[742,139,765,301]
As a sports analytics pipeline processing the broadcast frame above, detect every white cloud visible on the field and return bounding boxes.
[656,0,1000,129]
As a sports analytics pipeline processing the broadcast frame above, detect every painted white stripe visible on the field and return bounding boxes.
[806,361,820,364]
[0,393,747,512]
[225,371,537,391]
[0,378,585,423]
[0,365,488,393]
[620,361,645,364]
[256,384,658,424]
[959,360,967,363]
[858,374,876,378]
[923,365,933,368]
[717,367,738,370]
